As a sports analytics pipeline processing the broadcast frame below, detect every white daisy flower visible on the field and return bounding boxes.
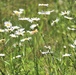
[63,46,66,48]
[40,50,50,55]
[4,27,14,32]
[4,21,12,28]
[20,37,32,42]
[74,40,76,45]
[31,18,40,21]
[13,9,23,17]
[54,18,59,23]
[38,4,49,7]
[38,10,54,15]
[44,45,51,49]
[27,29,38,35]
[30,24,38,29]
[19,8,24,12]
[69,44,75,48]
[0,54,5,57]
[11,26,20,30]
[51,18,59,26]
[67,27,75,31]
[15,28,25,36]
[19,17,29,20]
[0,29,5,32]
[13,55,21,59]
[64,16,73,20]
[62,53,71,57]
[10,34,18,38]
[60,10,70,16]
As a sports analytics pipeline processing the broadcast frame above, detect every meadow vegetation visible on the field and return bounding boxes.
[0,0,76,75]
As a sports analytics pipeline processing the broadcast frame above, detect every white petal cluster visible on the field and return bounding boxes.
[60,10,70,16]
[0,29,5,32]
[10,34,18,38]
[67,27,75,31]
[4,21,12,28]
[44,45,51,49]
[13,55,22,59]
[74,40,76,45]
[38,10,54,15]
[51,18,59,26]
[69,44,75,48]
[15,28,25,36]
[40,50,50,55]
[27,29,38,35]
[62,53,71,57]
[30,24,38,29]
[64,16,73,20]
[19,17,40,23]
[38,4,49,7]
[0,54,5,57]
[13,8,24,17]
[20,37,32,42]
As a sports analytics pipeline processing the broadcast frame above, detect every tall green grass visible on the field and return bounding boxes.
[0,0,76,75]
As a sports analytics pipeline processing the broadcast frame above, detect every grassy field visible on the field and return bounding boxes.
[0,0,76,75]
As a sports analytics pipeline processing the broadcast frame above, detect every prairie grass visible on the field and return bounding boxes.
[0,0,76,75]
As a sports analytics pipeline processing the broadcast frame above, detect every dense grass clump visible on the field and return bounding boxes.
[0,0,76,75]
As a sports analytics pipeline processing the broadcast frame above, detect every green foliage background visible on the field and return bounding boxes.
[0,0,76,75]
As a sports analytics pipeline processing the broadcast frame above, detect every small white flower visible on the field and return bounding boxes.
[19,17,40,23]
[40,50,50,55]
[0,29,5,32]
[4,28,11,32]
[13,10,23,17]
[15,28,25,36]
[19,8,24,12]
[30,24,38,29]
[4,27,14,32]
[51,21,54,26]
[38,4,49,7]
[69,44,75,48]
[13,42,22,48]
[16,55,21,58]
[11,26,20,30]
[19,17,29,20]
[54,18,59,23]
[4,21,12,28]
[28,19,33,23]
[62,53,71,57]
[10,34,18,38]
[64,16,73,20]
[71,28,76,31]
[67,27,71,30]
[67,27,76,31]
[13,55,21,59]
[20,37,32,42]
[27,29,38,35]
[18,28,25,31]
[31,18,40,21]
[74,40,76,45]
[0,54,5,56]
[38,10,54,15]
[51,18,59,26]
[19,18,33,23]
[44,45,51,49]
[63,46,66,48]
[60,10,70,16]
